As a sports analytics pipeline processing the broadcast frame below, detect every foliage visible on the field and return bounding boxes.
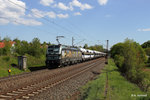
[83,44,104,52]
[28,38,41,57]
[2,40,11,55]
[83,44,88,49]
[144,47,150,56]
[110,43,124,58]
[25,54,45,67]
[110,39,147,84]
[14,38,47,57]
[142,40,150,48]
[114,55,124,70]
[88,45,103,52]
[81,59,148,100]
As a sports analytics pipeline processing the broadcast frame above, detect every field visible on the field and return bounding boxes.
[81,59,149,100]
[0,54,46,77]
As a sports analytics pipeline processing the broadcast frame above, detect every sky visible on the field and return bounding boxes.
[0,0,150,49]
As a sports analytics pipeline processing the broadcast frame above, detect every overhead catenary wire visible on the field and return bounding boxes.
[6,0,85,40]
[5,0,104,47]
[0,16,57,40]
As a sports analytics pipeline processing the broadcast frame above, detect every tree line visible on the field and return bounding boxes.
[0,36,104,57]
[83,44,104,52]
[0,37,50,57]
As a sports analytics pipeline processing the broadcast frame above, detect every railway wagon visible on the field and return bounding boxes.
[45,44,82,67]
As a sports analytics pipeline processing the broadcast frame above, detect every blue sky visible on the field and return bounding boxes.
[0,0,150,49]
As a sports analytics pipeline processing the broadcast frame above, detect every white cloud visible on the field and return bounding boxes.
[70,0,93,10]
[47,11,56,18]
[31,9,46,18]
[39,0,92,11]
[0,0,42,26]
[30,9,68,19]
[137,28,150,32]
[98,0,108,5]
[52,2,73,11]
[57,14,69,18]
[0,18,9,25]
[0,0,26,19]
[57,2,70,10]
[15,18,42,26]
[40,0,54,6]
[74,12,81,16]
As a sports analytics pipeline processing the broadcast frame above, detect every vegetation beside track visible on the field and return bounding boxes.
[80,59,149,100]
[0,54,46,77]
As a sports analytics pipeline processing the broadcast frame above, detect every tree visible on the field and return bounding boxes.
[83,44,88,49]
[110,43,124,58]
[88,45,104,52]
[3,36,11,41]
[2,40,11,55]
[145,48,150,56]
[29,38,41,57]
[141,40,150,48]
[110,39,147,84]
[41,41,47,55]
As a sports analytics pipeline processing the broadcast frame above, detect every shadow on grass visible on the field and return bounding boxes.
[11,63,18,68]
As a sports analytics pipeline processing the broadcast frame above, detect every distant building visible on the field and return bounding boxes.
[0,41,16,54]
[0,41,15,48]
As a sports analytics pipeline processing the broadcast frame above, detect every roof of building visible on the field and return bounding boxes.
[0,41,15,48]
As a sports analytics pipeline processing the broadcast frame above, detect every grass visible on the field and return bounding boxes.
[0,54,46,77]
[0,55,24,77]
[80,59,150,100]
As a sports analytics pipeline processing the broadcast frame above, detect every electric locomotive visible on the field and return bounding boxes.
[45,44,82,68]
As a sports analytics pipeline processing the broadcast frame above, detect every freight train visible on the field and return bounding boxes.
[45,44,106,68]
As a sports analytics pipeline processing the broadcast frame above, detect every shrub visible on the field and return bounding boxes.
[114,55,124,70]
[111,39,147,84]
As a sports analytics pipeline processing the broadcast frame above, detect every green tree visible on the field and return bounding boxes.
[20,40,30,55]
[110,43,124,58]
[110,39,147,84]
[2,40,11,55]
[83,44,88,49]
[141,40,150,48]
[144,47,150,56]
[41,41,47,55]
[29,38,41,57]
[14,38,21,54]
[3,36,11,41]
[88,45,104,52]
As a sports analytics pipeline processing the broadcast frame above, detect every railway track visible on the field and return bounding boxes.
[0,58,104,100]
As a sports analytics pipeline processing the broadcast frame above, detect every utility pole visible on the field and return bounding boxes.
[72,37,74,46]
[106,40,109,55]
[105,40,109,64]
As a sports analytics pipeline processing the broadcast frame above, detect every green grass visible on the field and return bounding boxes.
[0,55,24,77]
[80,59,150,100]
[0,54,46,77]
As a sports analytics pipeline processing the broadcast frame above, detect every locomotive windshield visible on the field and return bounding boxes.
[47,45,60,54]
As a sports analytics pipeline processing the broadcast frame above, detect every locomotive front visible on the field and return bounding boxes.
[45,45,62,67]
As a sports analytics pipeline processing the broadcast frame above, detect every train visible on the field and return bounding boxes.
[45,44,106,68]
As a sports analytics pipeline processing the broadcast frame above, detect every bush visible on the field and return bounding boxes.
[145,48,150,56]
[114,55,124,70]
[110,39,147,84]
